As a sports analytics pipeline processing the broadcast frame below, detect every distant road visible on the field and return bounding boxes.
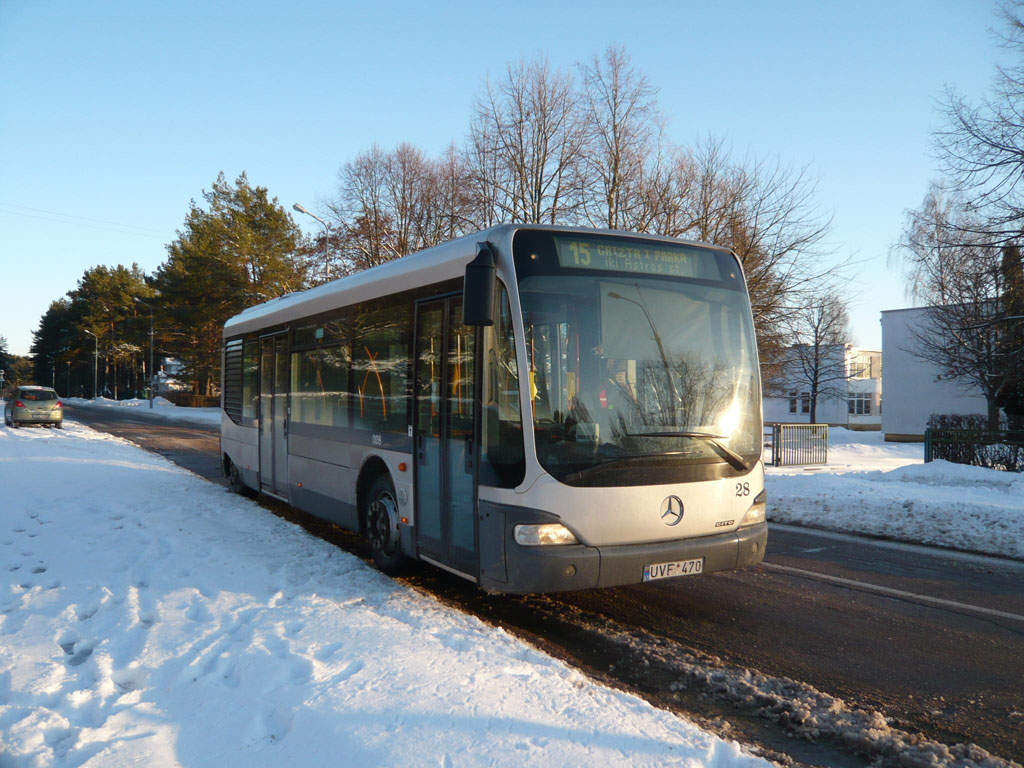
[67,404,1024,764]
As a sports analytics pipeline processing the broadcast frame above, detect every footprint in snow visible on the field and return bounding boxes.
[66,643,94,667]
[76,603,100,622]
[185,599,211,623]
[314,642,344,662]
[249,706,293,745]
[44,726,78,760]
[112,666,147,693]
[331,659,365,684]
[286,657,312,686]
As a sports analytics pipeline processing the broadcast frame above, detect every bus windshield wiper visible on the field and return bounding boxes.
[563,451,692,482]
[627,431,751,472]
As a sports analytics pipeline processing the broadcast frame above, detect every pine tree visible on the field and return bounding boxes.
[68,264,153,398]
[154,172,305,395]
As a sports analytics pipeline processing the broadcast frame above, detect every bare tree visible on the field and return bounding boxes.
[424,143,475,243]
[318,48,838,378]
[894,184,1021,428]
[325,143,474,275]
[579,46,671,231]
[657,136,834,366]
[936,2,1024,244]
[327,144,394,272]
[468,56,588,224]
[780,292,852,423]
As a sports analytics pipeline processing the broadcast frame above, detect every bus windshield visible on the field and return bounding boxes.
[515,230,761,486]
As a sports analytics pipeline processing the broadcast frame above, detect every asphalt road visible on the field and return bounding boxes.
[66,405,1024,766]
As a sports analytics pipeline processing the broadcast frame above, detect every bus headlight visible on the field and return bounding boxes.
[513,523,579,546]
[740,491,766,528]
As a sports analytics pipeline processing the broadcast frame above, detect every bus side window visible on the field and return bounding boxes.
[480,283,525,487]
[242,338,259,421]
[352,298,411,434]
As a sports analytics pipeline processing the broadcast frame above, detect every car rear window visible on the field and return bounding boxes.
[21,390,57,401]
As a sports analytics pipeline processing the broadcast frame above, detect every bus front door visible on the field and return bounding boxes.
[259,333,289,496]
[414,296,477,576]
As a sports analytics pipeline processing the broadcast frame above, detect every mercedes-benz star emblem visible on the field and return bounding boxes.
[660,495,684,526]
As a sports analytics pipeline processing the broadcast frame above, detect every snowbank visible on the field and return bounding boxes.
[0,422,768,767]
[767,428,1024,560]
[53,400,1024,561]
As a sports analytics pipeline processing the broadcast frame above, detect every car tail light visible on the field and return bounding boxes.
[15,400,24,408]
[55,401,63,409]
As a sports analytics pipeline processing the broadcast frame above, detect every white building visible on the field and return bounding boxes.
[880,307,990,441]
[762,345,882,429]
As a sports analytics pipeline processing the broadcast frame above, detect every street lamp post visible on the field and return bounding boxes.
[292,203,332,281]
[133,297,155,409]
[84,330,98,400]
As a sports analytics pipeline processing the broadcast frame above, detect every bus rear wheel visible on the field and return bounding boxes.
[365,474,411,576]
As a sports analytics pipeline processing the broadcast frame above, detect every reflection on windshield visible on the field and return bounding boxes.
[520,275,760,482]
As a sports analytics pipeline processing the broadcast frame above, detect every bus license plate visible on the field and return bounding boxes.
[643,557,704,582]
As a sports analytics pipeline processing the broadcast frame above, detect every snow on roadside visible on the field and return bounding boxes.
[0,422,769,768]
[65,396,221,427]
[766,429,1024,560]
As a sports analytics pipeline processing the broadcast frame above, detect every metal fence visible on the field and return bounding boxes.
[924,428,1024,472]
[766,423,829,467]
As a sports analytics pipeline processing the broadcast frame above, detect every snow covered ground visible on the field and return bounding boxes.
[56,399,1024,561]
[767,428,1024,560]
[64,397,221,427]
[0,421,770,768]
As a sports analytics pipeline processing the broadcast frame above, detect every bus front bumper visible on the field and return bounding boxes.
[477,501,767,594]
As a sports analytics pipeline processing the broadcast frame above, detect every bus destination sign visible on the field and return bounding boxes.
[553,236,721,280]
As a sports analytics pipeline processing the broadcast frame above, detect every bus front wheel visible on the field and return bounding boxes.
[365,474,412,576]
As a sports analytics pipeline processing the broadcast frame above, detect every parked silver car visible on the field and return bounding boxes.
[4,386,63,428]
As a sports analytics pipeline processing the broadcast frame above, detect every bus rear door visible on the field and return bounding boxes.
[259,332,289,496]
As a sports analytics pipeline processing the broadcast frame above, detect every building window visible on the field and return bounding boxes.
[789,391,810,414]
[848,392,871,415]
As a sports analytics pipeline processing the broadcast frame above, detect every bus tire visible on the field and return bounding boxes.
[227,459,256,498]
[365,473,411,576]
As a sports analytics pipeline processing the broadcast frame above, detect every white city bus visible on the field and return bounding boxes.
[220,225,766,592]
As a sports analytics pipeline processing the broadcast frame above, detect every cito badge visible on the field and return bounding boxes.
[660,495,685,526]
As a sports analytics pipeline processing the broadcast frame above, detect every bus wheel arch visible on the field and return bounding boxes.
[224,454,255,497]
[357,459,412,575]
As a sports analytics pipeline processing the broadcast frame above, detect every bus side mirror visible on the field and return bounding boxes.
[463,242,496,327]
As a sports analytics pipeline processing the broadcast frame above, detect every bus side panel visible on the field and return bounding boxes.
[287,451,358,530]
[221,417,258,490]
[284,440,415,542]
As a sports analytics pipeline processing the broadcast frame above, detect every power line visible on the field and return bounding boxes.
[0,202,168,240]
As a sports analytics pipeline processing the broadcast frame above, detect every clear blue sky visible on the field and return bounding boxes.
[0,0,998,356]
